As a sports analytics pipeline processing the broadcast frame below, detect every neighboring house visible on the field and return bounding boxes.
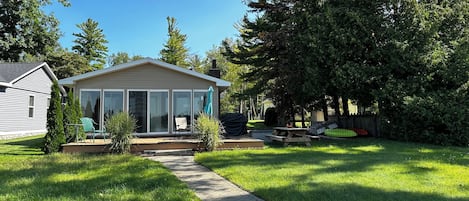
[0,62,61,137]
[58,58,230,136]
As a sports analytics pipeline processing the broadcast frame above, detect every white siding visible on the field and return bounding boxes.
[0,68,52,134]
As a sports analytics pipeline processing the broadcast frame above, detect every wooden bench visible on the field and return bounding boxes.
[267,127,313,146]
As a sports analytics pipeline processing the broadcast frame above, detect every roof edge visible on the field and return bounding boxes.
[58,58,231,87]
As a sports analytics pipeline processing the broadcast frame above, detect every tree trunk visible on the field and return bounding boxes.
[301,106,306,128]
[333,95,341,126]
[322,97,329,122]
[342,97,349,116]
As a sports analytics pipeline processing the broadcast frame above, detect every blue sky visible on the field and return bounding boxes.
[44,0,248,58]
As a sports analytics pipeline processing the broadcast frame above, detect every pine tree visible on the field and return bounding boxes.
[63,91,83,142]
[72,18,108,70]
[43,81,65,154]
[159,16,189,67]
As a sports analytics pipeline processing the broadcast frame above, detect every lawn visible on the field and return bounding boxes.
[0,135,200,201]
[196,138,469,201]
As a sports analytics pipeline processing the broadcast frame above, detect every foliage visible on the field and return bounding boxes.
[264,107,277,126]
[43,81,65,154]
[106,112,136,154]
[72,18,108,70]
[107,51,144,66]
[195,113,223,151]
[196,138,469,201]
[46,49,91,79]
[0,135,200,201]
[0,0,68,61]
[63,90,84,142]
[187,54,206,73]
[227,0,469,146]
[159,16,189,67]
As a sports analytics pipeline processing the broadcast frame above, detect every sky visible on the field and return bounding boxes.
[44,0,249,58]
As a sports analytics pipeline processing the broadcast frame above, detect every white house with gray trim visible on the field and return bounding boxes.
[0,62,60,138]
[59,58,230,136]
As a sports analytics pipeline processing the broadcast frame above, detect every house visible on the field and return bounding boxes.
[0,62,61,137]
[58,58,230,136]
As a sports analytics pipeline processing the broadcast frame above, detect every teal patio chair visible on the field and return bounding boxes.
[80,117,106,142]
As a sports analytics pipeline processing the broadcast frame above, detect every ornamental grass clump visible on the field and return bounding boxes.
[195,113,223,151]
[106,112,136,154]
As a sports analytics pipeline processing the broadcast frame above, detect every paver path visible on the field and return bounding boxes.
[148,156,264,201]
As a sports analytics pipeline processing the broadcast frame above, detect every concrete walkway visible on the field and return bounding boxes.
[148,155,263,201]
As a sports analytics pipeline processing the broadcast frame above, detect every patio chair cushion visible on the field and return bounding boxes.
[325,128,357,138]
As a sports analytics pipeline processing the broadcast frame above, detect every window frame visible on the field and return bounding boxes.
[28,95,35,118]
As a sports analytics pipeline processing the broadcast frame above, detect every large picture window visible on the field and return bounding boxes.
[173,91,192,133]
[80,90,101,127]
[149,91,169,133]
[128,91,147,133]
[103,90,124,123]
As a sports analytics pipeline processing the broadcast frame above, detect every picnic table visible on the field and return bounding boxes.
[267,127,318,146]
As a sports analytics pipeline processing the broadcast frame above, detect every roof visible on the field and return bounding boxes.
[0,62,64,94]
[58,58,231,87]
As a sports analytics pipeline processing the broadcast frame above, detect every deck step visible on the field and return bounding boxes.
[142,149,194,156]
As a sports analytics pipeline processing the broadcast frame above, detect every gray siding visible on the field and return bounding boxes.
[0,68,52,134]
[74,63,220,134]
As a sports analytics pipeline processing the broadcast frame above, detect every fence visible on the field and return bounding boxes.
[334,114,381,137]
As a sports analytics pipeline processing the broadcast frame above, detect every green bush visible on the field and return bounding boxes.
[43,81,65,154]
[381,90,469,146]
[195,113,223,151]
[106,112,136,154]
[63,91,84,142]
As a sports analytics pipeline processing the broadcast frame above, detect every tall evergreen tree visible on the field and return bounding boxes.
[63,91,84,142]
[0,0,69,61]
[159,16,189,67]
[43,81,65,154]
[72,18,108,70]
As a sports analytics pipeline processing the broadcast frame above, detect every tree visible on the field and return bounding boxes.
[107,52,144,66]
[187,54,206,73]
[0,0,69,61]
[43,81,65,154]
[72,18,108,70]
[63,90,84,142]
[46,50,91,79]
[159,16,189,67]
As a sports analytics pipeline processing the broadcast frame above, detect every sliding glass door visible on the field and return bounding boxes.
[173,91,192,133]
[103,90,124,123]
[193,90,207,122]
[80,90,101,128]
[149,91,169,133]
[128,91,147,133]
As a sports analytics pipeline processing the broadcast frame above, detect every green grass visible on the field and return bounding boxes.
[195,138,469,201]
[247,120,271,130]
[0,135,200,201]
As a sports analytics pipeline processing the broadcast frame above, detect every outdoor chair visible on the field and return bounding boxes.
[80,117,106,142]
[175,117,188,131]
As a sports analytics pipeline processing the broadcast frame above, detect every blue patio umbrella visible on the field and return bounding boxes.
[204,86,214,116]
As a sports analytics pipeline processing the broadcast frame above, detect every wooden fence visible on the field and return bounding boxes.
[333,114,381,137]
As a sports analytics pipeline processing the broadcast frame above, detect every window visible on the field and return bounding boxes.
[80,90,101,128]
[173,90,192,133]
[103,90,124,123]
[28,95,34,118]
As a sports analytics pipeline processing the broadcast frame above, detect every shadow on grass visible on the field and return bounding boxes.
[196,138,469,201]
[254,182,467,201]
[0,154,198,201]
[0,135,44,155]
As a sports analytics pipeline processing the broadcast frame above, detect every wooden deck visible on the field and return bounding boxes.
[62,136,264,153]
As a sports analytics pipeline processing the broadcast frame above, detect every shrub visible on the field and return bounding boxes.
[106,112,136,154]
[43,81,65,154]
[195,113,223,151]
[264,107,277,126]
[63,91,84,142]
